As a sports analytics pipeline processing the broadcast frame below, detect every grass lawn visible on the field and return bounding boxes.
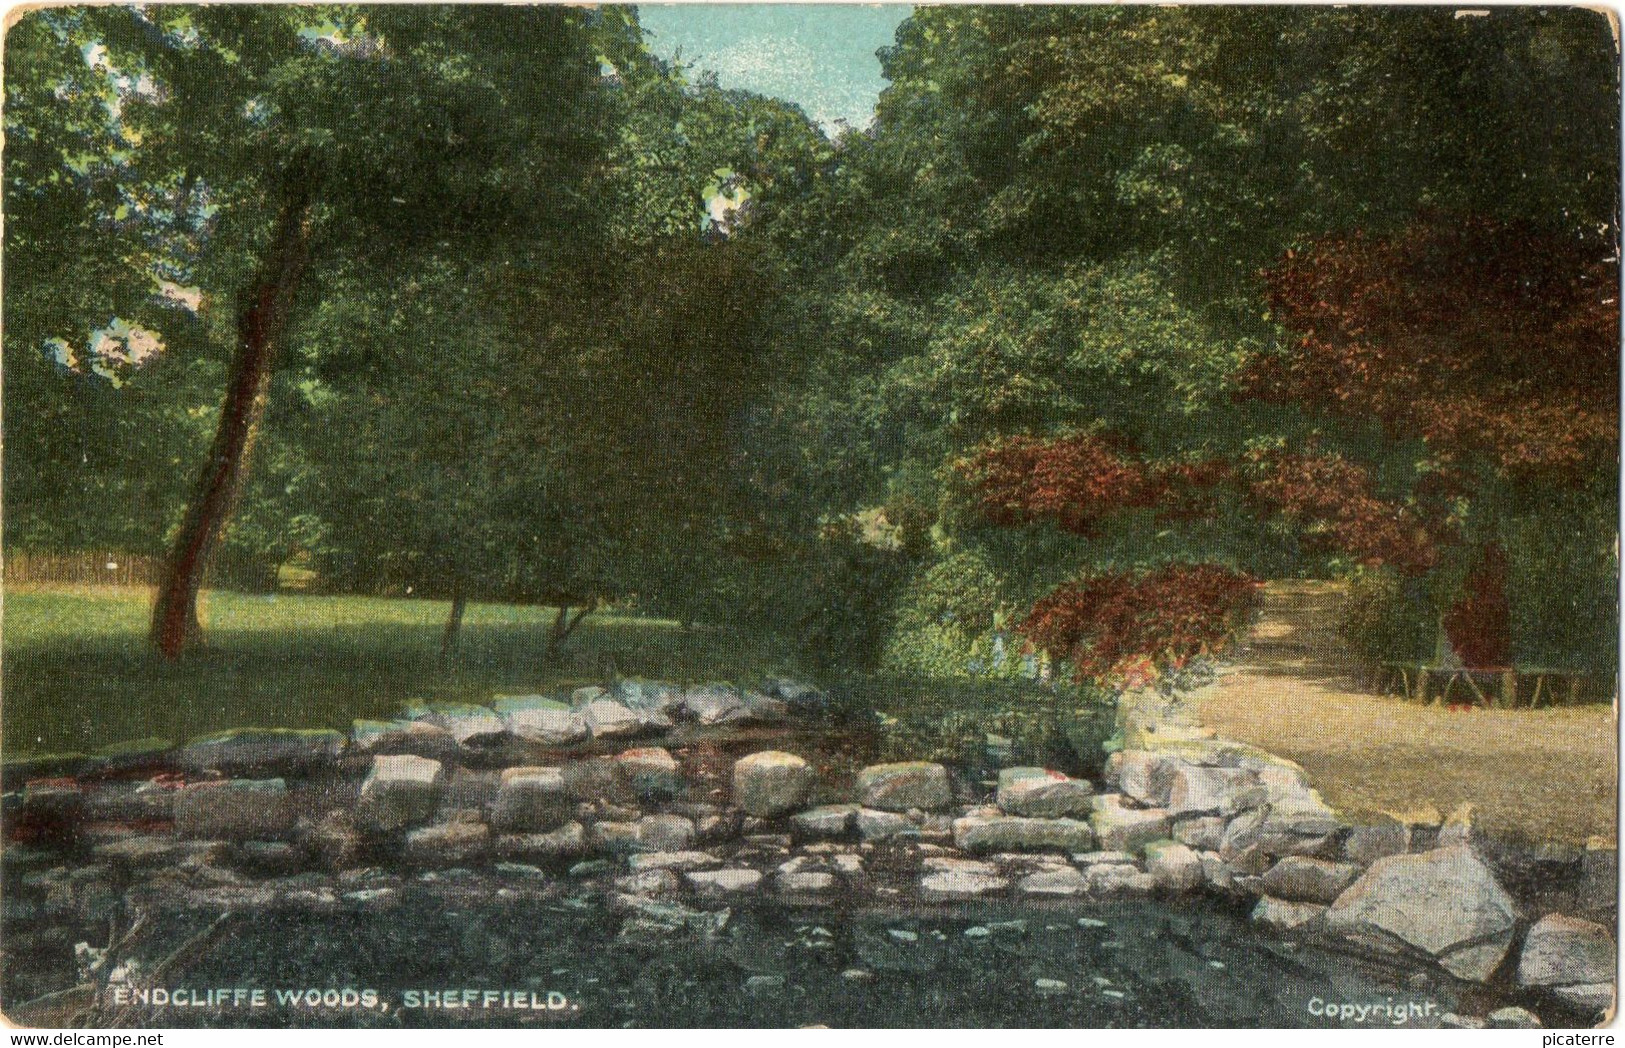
[2,585,786,758]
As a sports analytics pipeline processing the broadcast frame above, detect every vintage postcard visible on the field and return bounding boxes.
[1,2,1618,1032]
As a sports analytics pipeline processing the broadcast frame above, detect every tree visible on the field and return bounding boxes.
[1244,217,1620,666]
[4,5,634,657]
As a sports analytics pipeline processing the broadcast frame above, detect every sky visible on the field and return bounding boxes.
[636,5,912,132]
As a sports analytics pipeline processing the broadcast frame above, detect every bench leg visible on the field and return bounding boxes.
[1500,670,1517,708]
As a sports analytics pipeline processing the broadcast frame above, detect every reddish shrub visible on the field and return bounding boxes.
[1442,544,1512,667]
[1242,448,1438,575]
[1020,563,1261,684]
[956,433,1159,536]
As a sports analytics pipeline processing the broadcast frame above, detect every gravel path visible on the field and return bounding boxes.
[1198,580,1617,846]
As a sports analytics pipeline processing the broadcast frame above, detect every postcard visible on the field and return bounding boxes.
[2,2,1618,1031]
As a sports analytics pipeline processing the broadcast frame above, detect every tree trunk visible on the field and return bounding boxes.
[440,582,468,660]
[544,598,598,663]
[149,190,314,659]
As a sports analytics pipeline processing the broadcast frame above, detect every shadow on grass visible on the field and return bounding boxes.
[2,588,781,756]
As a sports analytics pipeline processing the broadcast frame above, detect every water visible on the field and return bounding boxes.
[78,889,1470,1029]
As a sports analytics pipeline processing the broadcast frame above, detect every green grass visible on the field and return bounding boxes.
[2,585,784,758]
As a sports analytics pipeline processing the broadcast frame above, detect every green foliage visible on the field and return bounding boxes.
[1338,566,1436,664]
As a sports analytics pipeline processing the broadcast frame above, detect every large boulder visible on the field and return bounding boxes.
[856,762,953,812]
[356,755,446,832]
[1324,845,1517,982]
[490,696,586,746]
[952,815,1096,855]
[1089,794,1172,853]
[732,751,816,817]
[177,729,346,776]
[491,766,572,833]
[173,779,293,840]
[996,767,1094,818]
[1517,913,1616,1015]
[1259,856,1363,904]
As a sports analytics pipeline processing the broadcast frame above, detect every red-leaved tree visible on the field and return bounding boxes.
[1243,216,1619,663]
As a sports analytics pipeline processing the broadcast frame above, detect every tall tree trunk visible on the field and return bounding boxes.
[149,191,314,659]
[440,581,468,660]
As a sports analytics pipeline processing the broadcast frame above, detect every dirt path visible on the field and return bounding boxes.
[1198,580,1618,846]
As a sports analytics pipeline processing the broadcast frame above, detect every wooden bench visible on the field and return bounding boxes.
[1376,662,1589,708]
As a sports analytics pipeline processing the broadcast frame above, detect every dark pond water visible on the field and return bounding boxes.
[73,890,1480,1029]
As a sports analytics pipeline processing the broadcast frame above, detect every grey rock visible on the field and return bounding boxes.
[1259,856,1363,904]
[1115,751,1182,807]
[628,850,722,872]
[1550,983,1615,1015]
[1017,867,1089,897]
[489,697,586,746]
[686,868,762,895]
[1485,1006,1542,1029]
[856,762,953,812]
[578,700,645,740]
[1324,845,1516,982]
[1518,913,1616,988]
[493,822,587,862]
[350,719,459,760]
[569,686,609,708]
[1071,850,1136,866]
[1166,765,1266,817]
[732,751,816,818]
[1343,816,1410,865]
[1173,815,1227,851]
[1083,863,1158,895]
[791,804,859,840]
[919,857,1006,898]
[403,816,490,866]
[491,766,572,833]
[177,728,346,775]
[356,755,445,833]
[856,808,916,841]
[777,871,839,894]
[682,684,750,724]
[1252,895,1326,932]
[415,704,506,748]
[996,767,1095,818]
[953,815,1096,854]
[617,747,682,800]
[174,779,293,841]
[1090,794,1172,853]
[1144,840,1204,892]
[635,814,697,852]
